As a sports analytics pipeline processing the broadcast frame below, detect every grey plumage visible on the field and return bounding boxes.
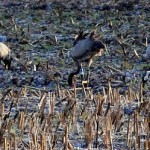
[68,30,105,86]
[71,38,104,61]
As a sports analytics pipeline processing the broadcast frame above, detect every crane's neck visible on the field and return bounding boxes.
[68,65,81,86]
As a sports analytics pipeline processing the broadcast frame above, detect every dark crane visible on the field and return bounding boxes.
[68,30,105,86]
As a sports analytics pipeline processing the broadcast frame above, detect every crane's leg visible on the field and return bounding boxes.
[87,59,92,86]
[80,63,84,83]
[87,67,90,86]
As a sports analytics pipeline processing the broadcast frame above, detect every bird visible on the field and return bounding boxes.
[0,42,12,69]
[142,71,150,87]
[145,44,150,59]
[68,30,105,86]
[142,44,150,87]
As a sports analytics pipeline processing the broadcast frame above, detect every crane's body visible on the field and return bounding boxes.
[71,38,104,63]
[0,42,10,58]
[68,30,105,86]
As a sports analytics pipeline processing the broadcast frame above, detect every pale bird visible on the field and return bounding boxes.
[0,42,12,69]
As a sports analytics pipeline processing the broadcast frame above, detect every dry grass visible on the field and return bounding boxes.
[0,85,149,149]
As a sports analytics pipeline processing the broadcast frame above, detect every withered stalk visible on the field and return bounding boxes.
[134,111,139,142]
[137,136,141,150]
[127,115,131,146]
[108,81,113,104]
[139,83,143,103]
[32,133,37,149]
[18,112,25,131]
[4,138,7,150]
[144,140,149,150]
[95,118,99,148]
[106,113,112,150]
[64,126,68,150]
[41,134,47,150]
[14,134,17,150]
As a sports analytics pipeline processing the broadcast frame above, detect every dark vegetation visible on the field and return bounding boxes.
[0,0,149,149]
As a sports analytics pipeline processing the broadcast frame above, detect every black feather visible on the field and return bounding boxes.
[68,64,81,86]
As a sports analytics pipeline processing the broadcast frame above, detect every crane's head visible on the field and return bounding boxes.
[68,73,79,88]
[68,64,81,87]
[68,73,75,87]
[2,54,13,70]
[92,39,105,57]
